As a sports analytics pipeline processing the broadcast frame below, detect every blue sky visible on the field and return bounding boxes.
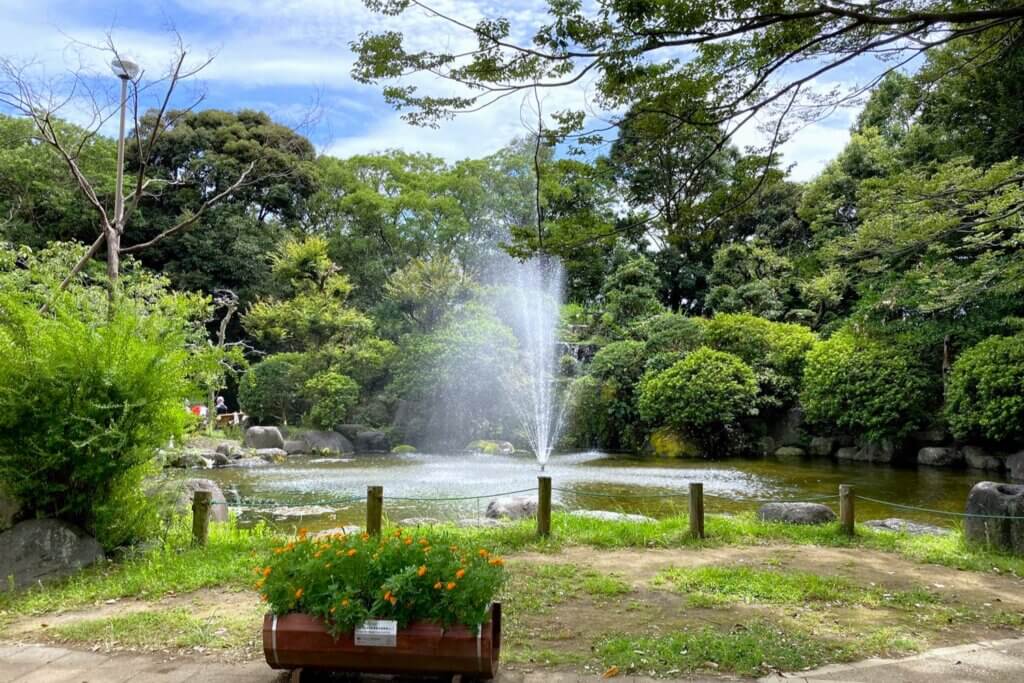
[3,0,866,181]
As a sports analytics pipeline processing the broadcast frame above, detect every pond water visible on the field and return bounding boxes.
[173,451,1007,531]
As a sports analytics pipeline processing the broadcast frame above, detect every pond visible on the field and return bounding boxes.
[174,451,1006,532]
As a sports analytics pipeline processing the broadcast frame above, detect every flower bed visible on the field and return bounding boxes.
[256,528,505,676]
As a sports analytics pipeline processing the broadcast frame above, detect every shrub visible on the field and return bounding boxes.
[0,297,192,548]
[239,353,307,425]
[703,313,816,408]
[588,340,649,450]
[638,348,759,453]
[564,375,609,449]
[303,371,360,429]
[258,529,505,635]
[600,257,664,330]
[629,312,705,372]
[801,331,932,443]
[946,334,1024,443]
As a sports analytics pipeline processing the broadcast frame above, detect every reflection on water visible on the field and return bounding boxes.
[165,451,1006,531]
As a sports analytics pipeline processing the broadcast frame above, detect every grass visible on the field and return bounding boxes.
[48,608,256,651]
[653,566,940,609]
[596,621,923,677]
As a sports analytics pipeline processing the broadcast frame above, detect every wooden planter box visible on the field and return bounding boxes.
[263,602,501,679]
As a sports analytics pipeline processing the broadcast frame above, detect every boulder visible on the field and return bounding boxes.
[169,450,212,469]
[176,479,229,523]
[302,430,354,455]
[215,443,245,460]
[255,448,287,463]
[648,428,701,458]
[0,519,105,592]
[863,518,951,536]
[836,439,895,463]
[283,439,307,455]
[964,482,1024,555]
[466,440,516,456]
[910,427,949,447]
[770,407,806,447]
[354,430,390,453]
[334,424,365,442]
[757,502,836,525]
[835,446,860,461]
[569,510,656,523]
[0,486,20,532]
[756,436,777,457]
[917,447,963,467]
[486,496,537,520]
[210,452,231,468]
[774,446,806,458]
[392,445,418,454]
[808,436,837,457]
[243,426,285,450]
[228,457,270,468]
[1007,452,1024,482]
[961,446,1003,471]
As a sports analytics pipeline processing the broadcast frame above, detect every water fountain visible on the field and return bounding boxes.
[490,255,570,469]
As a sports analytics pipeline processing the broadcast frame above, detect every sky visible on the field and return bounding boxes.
[2,0,867,182]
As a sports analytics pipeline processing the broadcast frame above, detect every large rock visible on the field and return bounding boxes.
[961,446,1003,471]
[863,518,951,536]
[917,447,963,467]
[169,449,212,469]
[243,426,285,450]
[255,448,288,463]
[0,519,104,591]
[569,510,656,523]
[808,437,837,457]
[758,502,836,525]
[176,479,229,523]
[283,439,307,455]
[0,486,20,532]
[1007,452,1024,482]
[486,496,537,520]
[302,430,354,455]
[210,452,231,468]
[334,424,365,442]
[770,407,806,447]
[355,430,390,453]
[964,482,1024,555]
[215,443,245,460]
[836,439,895,463]
[774,446,806,458]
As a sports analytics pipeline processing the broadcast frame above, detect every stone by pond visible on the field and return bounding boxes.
[244,426,285,450]
[757,502,836,525]
[863,518,951,536]
[0,519,104,592]
[964,481,1024,555]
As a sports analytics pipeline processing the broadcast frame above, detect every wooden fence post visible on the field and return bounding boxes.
[537,476,552,538]
[840,484,855,536]
[192,490,211,546]
[367,485,383,536]
[689,482,705,539]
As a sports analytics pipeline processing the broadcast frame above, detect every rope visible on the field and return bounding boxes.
[553,487,688,500]
[387,487,539,502]
[856,495,1024,521]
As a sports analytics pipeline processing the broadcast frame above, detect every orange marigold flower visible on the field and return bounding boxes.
[347,548,358,557]
[434,581,443,590]
[417,565,427,577]
[419,538,429,546]
[489,558,504,567]
[478,549,489,558]
[389,596,397,606]
[313,551,323,559]
[446,582,457,591]
[384,591,393,602]
[298,528,308,539]
[404,537,413,545]
[263,566,272,577]
[423,546,432,553]
[295,588,304,600]
[455,569,466,579]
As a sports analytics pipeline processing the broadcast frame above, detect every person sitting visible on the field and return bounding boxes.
[215,395,229,415]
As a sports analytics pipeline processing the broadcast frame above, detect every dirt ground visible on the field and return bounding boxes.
[3,545,1023,678]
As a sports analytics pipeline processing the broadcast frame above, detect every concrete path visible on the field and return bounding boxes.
[2,637,1024,682]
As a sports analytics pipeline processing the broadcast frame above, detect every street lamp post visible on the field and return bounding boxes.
[108,57,140,284]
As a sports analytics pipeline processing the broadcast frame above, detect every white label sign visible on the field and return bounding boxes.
[354,619,398,647]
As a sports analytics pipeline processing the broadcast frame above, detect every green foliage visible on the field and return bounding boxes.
[600,256,663,330]
[946,334,1024,443]
[238,353,307,425]
[801,332,932,443]
[706,243,796,321]
[638,348,759,453]
[302,371,360,429]
[585,340,649,450]
[628,312,705,374]
[703,313,817,409]
[258,529,505,634]
[0,297,192,548]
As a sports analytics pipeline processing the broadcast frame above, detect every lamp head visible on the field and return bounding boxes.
[110,57,140,80]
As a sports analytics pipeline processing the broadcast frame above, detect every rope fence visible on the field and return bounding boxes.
[190,478,1024,545]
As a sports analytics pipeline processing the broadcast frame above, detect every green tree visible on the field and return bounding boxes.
[946,334,1024,444]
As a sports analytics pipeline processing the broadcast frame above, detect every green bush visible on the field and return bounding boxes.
[0,297,192,548]
[946,334,1024,443]
[564,375,610,449]
[638,348,759,454]
[703,313,816,408]
[239,353,307,425]
[801,331,931,443]
[303,371,360,429]
[629,312,705,373]
[588,340,649,450]
[259,529,505,635]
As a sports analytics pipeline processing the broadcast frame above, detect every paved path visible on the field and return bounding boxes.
[2,637,1024,682]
